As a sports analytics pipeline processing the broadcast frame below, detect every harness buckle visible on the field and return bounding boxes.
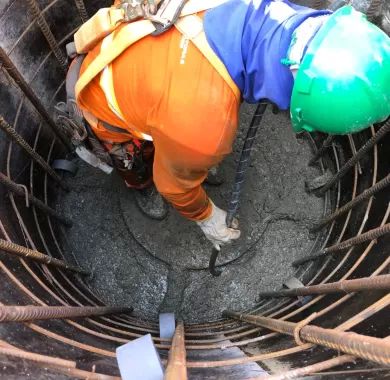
[119,0,148,22]
[118,0,186,35]
[119,0,161,22]
[149,0,187,35]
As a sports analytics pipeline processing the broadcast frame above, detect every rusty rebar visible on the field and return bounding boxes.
[26,0,68,70]
[223,311,390,365]
[309,135,334,166]
[0,116,69,192]
[74,0,89,22]
[313,0,327,9]
[316,119,390,195]
[258,274,390,298]
[0,238,87,274]
[226,102,268,227]
[0,47,70,148]
[311,173,390,232]
[366,0,384,21]
[164,321,188,380]
[0,172,72,226]
[0,305,132,323]
[294,223,390,266]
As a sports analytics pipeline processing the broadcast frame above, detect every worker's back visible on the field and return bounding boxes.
[76,0,328,221]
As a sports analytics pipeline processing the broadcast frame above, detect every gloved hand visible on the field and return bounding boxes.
[197,201,241,249]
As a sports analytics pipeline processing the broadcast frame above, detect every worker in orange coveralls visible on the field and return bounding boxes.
[75,0,390,249]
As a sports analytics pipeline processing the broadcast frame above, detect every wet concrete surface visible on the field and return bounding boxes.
[58,104,325,323]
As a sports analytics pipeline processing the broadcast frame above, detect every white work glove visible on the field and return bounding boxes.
[197,201,241,249]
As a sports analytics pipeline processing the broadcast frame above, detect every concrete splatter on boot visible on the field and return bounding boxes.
[134,186,169,220]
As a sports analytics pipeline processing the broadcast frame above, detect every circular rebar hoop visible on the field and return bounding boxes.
[0,1,389,378]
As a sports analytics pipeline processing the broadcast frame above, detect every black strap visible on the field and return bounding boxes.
[101,121,132,136]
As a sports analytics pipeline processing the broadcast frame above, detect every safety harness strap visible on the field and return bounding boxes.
[75,20,156,101]
[75,0,240,143]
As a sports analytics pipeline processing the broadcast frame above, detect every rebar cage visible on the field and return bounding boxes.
[0,0,389,378]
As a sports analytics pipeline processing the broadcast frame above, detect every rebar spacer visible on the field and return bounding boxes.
[293,312,318,346]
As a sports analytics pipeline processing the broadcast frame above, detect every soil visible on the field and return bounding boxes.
[58,104,325,323]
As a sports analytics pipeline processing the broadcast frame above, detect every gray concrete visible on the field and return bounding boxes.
[58,104,325,323]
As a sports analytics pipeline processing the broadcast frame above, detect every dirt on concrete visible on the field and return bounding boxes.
[58,104,325,323]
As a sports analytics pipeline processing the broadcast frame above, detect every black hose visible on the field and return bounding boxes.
[209,102,268,277]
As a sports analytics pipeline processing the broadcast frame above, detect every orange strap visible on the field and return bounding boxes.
[75,20,156,101]
[75,1,240,120]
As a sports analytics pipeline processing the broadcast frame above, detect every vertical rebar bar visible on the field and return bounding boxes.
[226,102,268,227]
[0,238,86,274]
[0,47,70,148]
[366,0,384,21]
[223,311,390,365]
[0,172,72,227]
[74,0,89,22]
[0,305,132,322]
[257,274,390,298]
[293,223,390,266]
[313,0,327,9]
[164,322,188,380]
[316,119,390,196]
[0,116,69,191]
[311,173,390,232]
[26,0,68,70]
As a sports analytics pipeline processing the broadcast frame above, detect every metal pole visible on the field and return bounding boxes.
[0,238,87,274]
[223,311,390,365]
[0,47,70,149]
[293,223,390,266]
[164,321,188,380]
[0,116,69,192]
[258,274,390,298]
[0,305,132,323]
[311,173,390,232]
[0,172,72,227]
[316,119,390,196]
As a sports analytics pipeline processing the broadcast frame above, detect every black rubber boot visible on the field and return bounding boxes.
[134,186,169,220]
[205,166,225,186]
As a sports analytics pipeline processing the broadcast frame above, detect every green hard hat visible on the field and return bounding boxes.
[290,6,390,135]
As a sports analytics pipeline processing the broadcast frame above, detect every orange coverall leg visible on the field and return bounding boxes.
[77,17,240,221]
